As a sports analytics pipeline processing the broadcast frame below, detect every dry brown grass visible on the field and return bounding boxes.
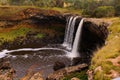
[90,17,120,80]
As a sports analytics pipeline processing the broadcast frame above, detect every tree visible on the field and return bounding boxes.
[0,0,10,5]
[93,6,115,17]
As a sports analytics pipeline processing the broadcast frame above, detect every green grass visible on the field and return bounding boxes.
[62,71,88,80]
[0,24,63,45]
[90,17,120,80]
[0,27,32,43]
[34,33,44,38]
[41,7,82,15]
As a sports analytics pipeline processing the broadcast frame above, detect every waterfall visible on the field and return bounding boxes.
[63,16,73,47]
[63,16,79,50]
[63,17,84,58]
[69,19,84,58]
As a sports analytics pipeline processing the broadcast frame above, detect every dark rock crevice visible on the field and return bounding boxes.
[79,18,109,63]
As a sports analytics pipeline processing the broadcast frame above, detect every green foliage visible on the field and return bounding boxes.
[0,27,31,42]
[63,71,88,80]
[115,5,120,16]
[93,6,115,18]
[0,0,120,17]
[35,33,44,38]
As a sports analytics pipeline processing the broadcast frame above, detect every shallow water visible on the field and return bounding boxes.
[0,45,72,79]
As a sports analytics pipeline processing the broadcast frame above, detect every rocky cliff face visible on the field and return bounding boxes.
[0,8,109,80]
[81,18,109,62]
[0,8,109,59]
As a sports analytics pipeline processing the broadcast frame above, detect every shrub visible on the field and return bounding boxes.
[115,5,120,16]
[82,9,92,17]
[93,6,115,18]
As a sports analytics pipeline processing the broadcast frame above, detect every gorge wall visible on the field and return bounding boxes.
[0,8,109,60]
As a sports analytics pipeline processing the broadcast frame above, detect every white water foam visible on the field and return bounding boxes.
[63,16,79,50]
[0,47,69,59]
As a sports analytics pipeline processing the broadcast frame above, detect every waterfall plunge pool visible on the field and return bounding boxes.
[0,45,74,79]
[0,17,85,79]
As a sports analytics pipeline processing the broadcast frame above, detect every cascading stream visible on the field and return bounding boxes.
[63,17,84,58]
[68,16,79,49]
[69,19,84,58]
[63,16,79,50]
[63,16,73,47]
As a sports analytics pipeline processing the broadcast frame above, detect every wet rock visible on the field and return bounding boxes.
[20,72,34,80]
[71,77,80,80]
[0,58,16,80]
[47,63,88,80]
[87,70,93,80]
[71,57,82,66]
[53,61,65,71]
[0,61,11,69]
[30,72,43,80]
[0,68,16,80]
[0,58,11,70]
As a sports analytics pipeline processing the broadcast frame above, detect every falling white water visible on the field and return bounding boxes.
[68,16,79,49]
[69,19,84,58]
[63,16,73,47]
[0,17,84,59]
[63,16,79,50]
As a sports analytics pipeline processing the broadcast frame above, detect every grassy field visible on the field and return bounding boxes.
[90,17,120,80]
[44,7,82,15]
[0,22,45,45]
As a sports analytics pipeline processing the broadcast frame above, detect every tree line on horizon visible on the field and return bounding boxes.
[0,0,120,17]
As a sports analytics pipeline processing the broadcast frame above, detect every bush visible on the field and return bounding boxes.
[93,6,115,18]
[115,5,120,16]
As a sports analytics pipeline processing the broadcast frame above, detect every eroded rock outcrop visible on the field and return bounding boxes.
[0,58,16,80]
[84,18,109,40]
[47,63,88,80]
[0,8,66,28]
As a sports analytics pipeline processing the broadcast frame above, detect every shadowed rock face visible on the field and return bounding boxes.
[80,19,109,62]
[47,63,88,80]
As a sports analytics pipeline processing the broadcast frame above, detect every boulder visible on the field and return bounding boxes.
[84,18,109,40]
[30,72,43,80]
[0,58,11,70]
[47,63,88,80]
[53,61,65,71]
[71,77,80,80]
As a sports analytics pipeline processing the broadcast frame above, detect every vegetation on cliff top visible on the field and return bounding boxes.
[90,17,120,80]
[0,0,120,17]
